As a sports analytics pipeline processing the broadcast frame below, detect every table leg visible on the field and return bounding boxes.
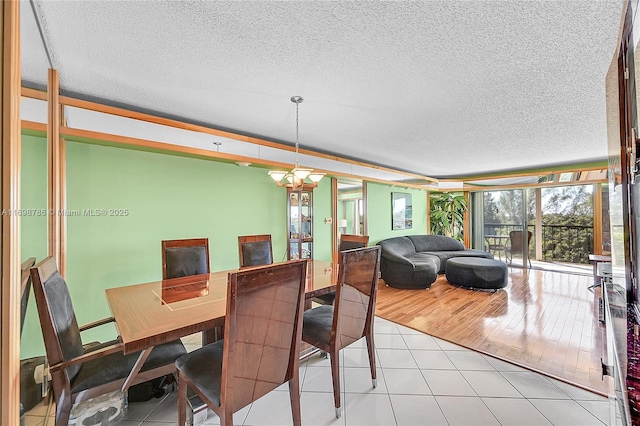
[121,347,152,392]
[202,317,225,346]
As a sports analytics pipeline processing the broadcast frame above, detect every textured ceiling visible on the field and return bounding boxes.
[21,1,623,179]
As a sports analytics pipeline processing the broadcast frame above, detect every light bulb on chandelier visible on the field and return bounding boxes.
[268,96,325,189]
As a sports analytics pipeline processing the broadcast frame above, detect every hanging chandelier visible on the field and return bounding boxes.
[268,96,325,189]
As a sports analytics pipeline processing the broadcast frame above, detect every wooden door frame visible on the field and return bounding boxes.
[1,1,22,425]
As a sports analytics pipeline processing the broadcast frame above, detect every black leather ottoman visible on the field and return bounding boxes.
[445,257,508,290]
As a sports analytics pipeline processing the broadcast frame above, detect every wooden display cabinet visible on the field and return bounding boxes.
[287,187,313,260]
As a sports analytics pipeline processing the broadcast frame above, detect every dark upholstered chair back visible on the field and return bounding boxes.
[162,238,210,279]
[30,257,85,383]
[238,234,273,268]
[333,246,381,349]
[339,234,369,251]
[223,260,306,412]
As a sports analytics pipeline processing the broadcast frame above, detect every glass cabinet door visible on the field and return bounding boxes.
[288,189,313,259]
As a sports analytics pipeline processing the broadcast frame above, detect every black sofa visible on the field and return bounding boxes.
[377,235,493,289]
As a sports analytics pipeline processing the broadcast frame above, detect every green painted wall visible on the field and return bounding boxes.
[20,135,48,358]
[366,182,428,245]
[20,136,332,357]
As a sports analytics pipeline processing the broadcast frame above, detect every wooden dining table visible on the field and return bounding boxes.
[104,259,336,390]
[106,259,336,354]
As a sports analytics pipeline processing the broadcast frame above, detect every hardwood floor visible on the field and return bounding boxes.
[375,266,607,395]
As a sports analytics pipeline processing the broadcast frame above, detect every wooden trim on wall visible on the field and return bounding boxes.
[21,118,440,192]
[55,125,435,190]
[20,119,45,134]
[47,69,62,266]
[59,115,67,276]
[61,125,285,166]
[1,1,21,424]
[63,93,292,150]
[464,177,608,192]
[20,87,437,183]
[21,86,46,101]
[445,162,608,183]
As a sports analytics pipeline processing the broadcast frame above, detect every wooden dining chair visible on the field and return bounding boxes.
[237,234,273,267]
[163,238,225,345]
[302,246,381,418]
[339,234,369,251]
[162,238,210,279]
[313,234,370,305]
[175,259,308,426]
[30,256,187,426]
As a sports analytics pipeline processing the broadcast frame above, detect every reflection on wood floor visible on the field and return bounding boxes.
[375,267,606,394]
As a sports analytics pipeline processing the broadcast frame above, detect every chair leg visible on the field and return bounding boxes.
[55,395,71,426]
[288,373,302,426]
[222,411,233,426]
[365,333,377,388]
[329,349,342,418]
[177,371,187,426]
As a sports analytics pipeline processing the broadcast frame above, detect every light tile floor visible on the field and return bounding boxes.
[23,317,609,426]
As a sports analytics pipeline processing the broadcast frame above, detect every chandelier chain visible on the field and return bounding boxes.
[295,99,300,165]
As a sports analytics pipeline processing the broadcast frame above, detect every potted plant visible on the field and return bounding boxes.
[429,192,467,241]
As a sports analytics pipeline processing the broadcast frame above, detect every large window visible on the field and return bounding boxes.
[482,185,595,267]
[537,185,593,264]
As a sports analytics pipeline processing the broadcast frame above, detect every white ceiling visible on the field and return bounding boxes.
[21,1,623,179]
